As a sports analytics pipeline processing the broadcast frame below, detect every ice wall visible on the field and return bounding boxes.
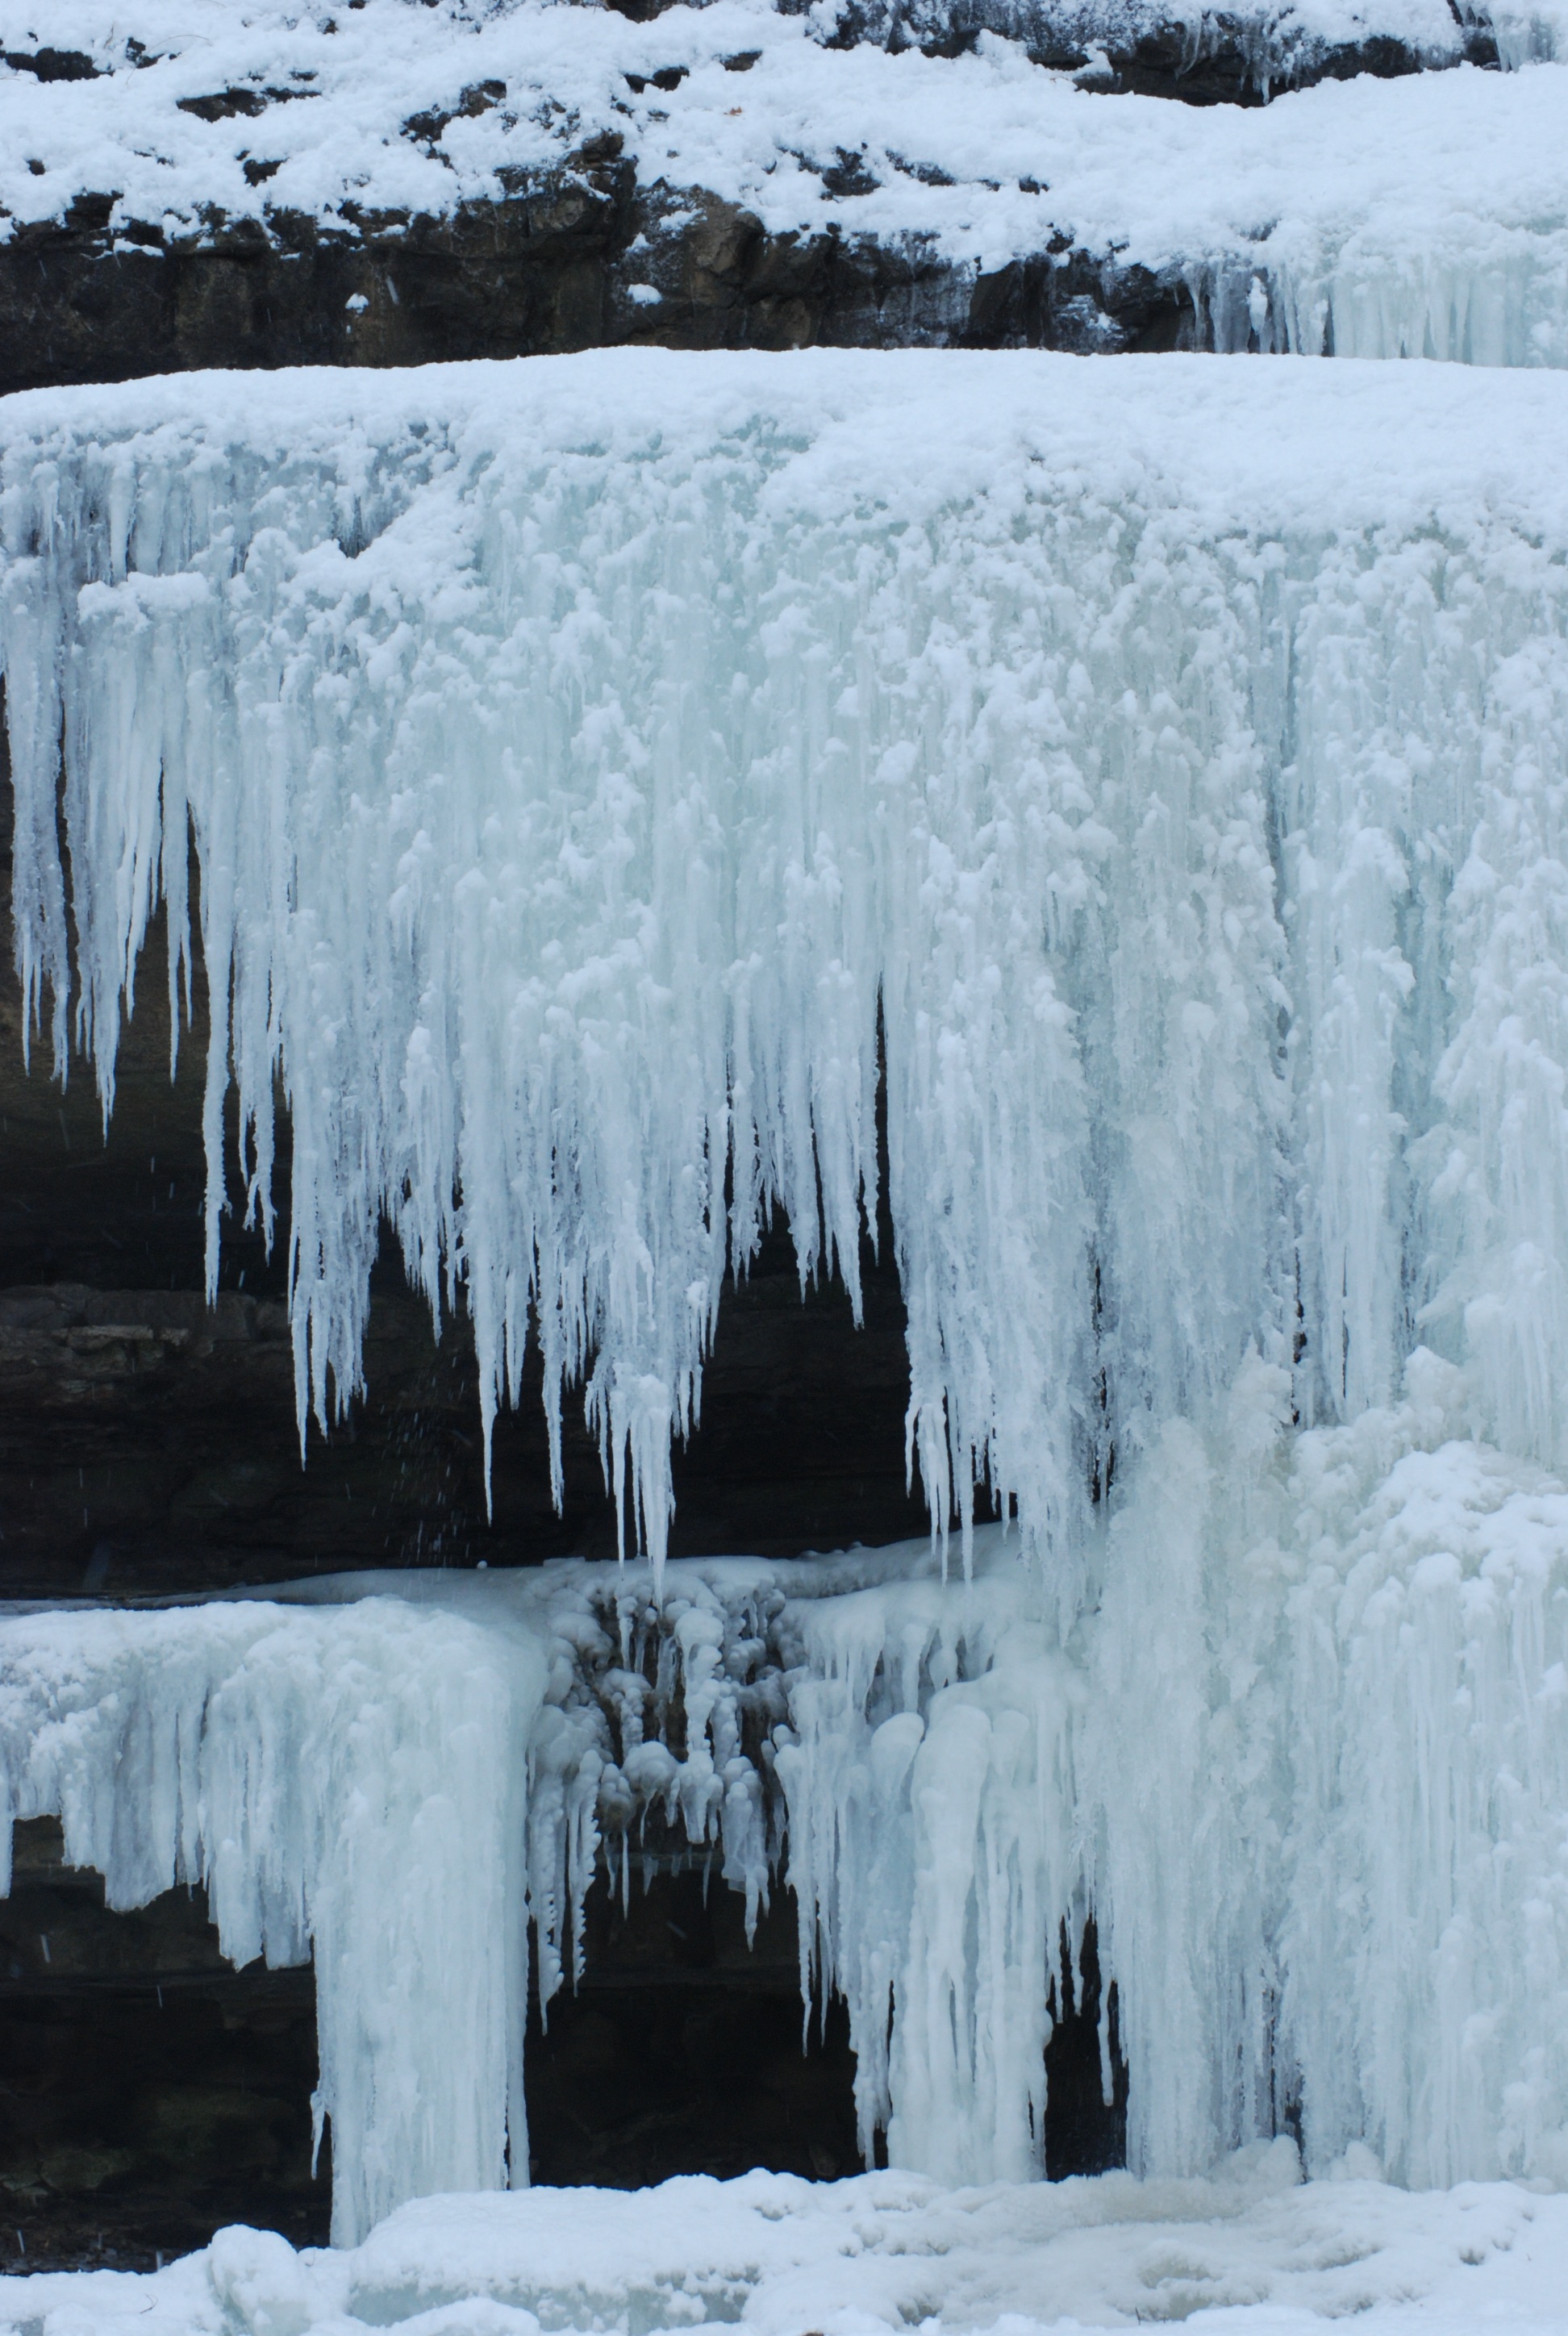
[774,1371,1568,2189]
[6,352,1568,1596]
[0,1598,545,2244]
[4,351,1568,2205]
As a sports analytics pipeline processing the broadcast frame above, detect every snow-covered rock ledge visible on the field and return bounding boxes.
[1,4,1566,387]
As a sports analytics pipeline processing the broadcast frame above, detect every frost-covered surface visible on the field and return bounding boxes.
[4,2159,1568,2334]
[2,6,1566,367]
[0,1597,546,2244]
[6,352,1568,1587]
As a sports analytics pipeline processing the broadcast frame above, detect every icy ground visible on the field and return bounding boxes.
[6,2159,1568,2336]
[2,2,1567,362]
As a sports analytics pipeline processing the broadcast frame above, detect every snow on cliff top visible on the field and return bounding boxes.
[0,3,1565,363]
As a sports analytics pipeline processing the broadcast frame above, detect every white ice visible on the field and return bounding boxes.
[4,348,1568,2246]
[2,6,1566,367]
[0,1598,546,2244]
[6,351,1568,1585]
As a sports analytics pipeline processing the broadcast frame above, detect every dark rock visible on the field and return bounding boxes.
[0,136,1207,399]
[0,1821,327,2271]
[793,0,1499,99]
[2,49,100,83]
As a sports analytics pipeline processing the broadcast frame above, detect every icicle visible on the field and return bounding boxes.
[0,1599,545,2245]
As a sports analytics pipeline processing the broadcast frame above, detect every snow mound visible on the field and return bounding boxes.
[4,2160,1568,2335]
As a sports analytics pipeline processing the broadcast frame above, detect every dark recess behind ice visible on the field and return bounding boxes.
[2,1815,1127,2269]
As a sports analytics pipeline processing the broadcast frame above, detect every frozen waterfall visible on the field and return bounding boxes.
[5,1434,1566,2235]
[0,1597,545,2243]
[3,348,1568,2225]
[5,352,1568,1583]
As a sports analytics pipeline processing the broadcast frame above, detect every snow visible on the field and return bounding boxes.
[0,1596,547,2245]
[5,2158,1568,2334]
[6,350,1568,1591]
[2,5,1566,366]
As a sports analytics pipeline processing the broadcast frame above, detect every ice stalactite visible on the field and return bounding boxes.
[6,355,1568,1595]
[1191,236,1568,369]
[0,1599,545,2245]
[774,1369,1568,2191]
[777,1570,1082,2183]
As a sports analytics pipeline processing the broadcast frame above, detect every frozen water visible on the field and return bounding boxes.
[3,348,1568,2229]
[6,352,1568,1586]
[2,6,1566,368]
[0,1598,546,2244]
[273,1387,1568,2200]
[4,1395,1563,2228]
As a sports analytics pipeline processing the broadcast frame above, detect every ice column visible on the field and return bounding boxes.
[0,1597,545,2244]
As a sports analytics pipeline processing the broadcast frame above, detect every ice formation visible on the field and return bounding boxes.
[6,352,1568,1581]
[3,5,1567,369]
[3,348,1568,2225]
[0,1598,545,2244]
[6,1426,1564,2242]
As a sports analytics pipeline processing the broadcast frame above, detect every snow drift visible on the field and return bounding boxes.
[11,2156,1568,2336]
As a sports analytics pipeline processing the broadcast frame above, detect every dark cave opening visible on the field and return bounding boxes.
[1044,1918,1129,2179]
[0,1818,327,2273]
[524,1855,861,2188]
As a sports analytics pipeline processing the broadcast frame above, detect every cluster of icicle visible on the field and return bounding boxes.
[0,1597,544,2245]
[521,1559,792,2004]
[782,1354,1568,2193]
[5,1416,1567,2238]
[1189,240,1568,369]
[6,357,1568,1613]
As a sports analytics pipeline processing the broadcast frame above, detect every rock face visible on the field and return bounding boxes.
[0,165,1192,402]
[0,1819,325,2273]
